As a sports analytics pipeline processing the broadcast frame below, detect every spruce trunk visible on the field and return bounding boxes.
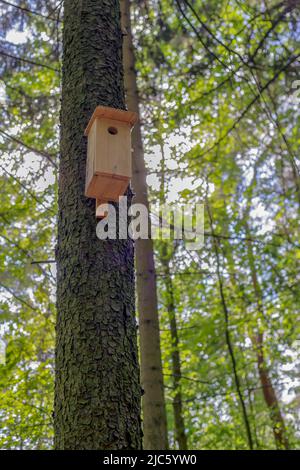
[121,0,168,450]
[55,0,142,450]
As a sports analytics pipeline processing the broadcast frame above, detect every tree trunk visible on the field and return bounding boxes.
[55,0,142,450]
[120,0,168,450]
[161,251,188,450]
[245,222,289,450]
[253,332,289,449]
[207,203,254,450]
[221,206,288,449]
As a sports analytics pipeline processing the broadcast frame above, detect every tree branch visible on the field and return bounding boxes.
[0,128,58,168]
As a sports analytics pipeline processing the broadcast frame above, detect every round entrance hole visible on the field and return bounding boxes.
[107,126,118,135]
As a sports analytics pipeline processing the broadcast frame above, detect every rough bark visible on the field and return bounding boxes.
[55,0,142,450]
[120,0,168,450]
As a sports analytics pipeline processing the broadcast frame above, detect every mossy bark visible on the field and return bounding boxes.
[121,0,168,450]
[54,0,142,450]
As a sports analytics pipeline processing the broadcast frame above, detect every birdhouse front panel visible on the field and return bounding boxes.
[95,118,131,177]
[85,106,138,206]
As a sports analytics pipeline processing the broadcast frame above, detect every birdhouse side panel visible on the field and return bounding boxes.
[94,118,131,178]
[85,119,97,196]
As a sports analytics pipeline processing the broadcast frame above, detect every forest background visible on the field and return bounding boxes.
[0,0,299,450]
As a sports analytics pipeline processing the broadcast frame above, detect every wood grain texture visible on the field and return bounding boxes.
[85,116,132,201]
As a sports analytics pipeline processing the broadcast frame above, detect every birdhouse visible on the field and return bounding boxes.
[84,106,138,216]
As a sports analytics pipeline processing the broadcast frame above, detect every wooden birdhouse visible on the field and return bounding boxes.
[84,106,138,216]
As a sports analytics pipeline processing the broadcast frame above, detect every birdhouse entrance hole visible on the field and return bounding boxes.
[108,126,118,135]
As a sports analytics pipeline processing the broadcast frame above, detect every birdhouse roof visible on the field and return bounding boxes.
[84,106,138,136]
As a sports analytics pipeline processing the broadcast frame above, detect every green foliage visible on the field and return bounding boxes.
[0,0,299,449]
[134,0,300,449]
[0,0,60,449]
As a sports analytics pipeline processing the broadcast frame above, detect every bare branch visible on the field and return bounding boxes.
[0,128,58,168]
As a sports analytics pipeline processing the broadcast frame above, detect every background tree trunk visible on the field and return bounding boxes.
[161,250,188,450]
[157,135,187,449]
[245,222,289,450]
[219,193,289,450]
[55,0,142,450]
[207,202,254,450]
[121,0,168,450]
